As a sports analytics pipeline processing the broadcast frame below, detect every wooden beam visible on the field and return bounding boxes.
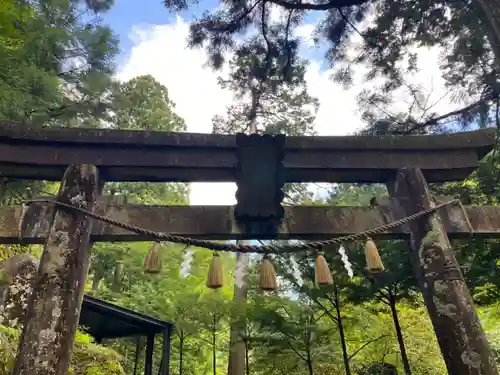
[2,202,499,244]
[12,164,99,375]
[0,122,494,183]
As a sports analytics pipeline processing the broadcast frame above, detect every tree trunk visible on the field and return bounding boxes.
[387,168,498,375]
[334,285,352,375]
[91,271,102,291]
[179,335,184,375]
[228,92,257,375]
[228,249,250,375]
[213,322,217,375]
[307,360,314,375]
[306,350,314,375]
[112,262,123,292]
[388,289,411,375]
[245,340,250,375]
[12,164,99,375]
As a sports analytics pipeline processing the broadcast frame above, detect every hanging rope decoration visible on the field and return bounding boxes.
[144,241,163,273]
[22,198,460,290]
[315,252,333,286]
[365,237,384,273]
[260,255,277,291]
[207,252,223,289]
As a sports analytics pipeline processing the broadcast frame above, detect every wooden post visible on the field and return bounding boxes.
[145,334,154,375]
[388,168,498,375]
[158,328,172,375]
[133,337,142,375]
[12,164,99,375]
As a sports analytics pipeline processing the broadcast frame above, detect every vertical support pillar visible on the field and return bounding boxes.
[229,133,285,375]
[12,164,99,375]
[387,168,498,375]
[133,337,142,375]
[159,327,172,375]
[145,334,154,375]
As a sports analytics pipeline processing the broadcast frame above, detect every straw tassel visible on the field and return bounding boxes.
[260,255,277,291]
[365,237,384,273]
[315,252,333,286]
[207,252,223,289]
[144,242,163,273]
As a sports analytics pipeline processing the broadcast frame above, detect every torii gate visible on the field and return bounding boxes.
[0,121,498,375]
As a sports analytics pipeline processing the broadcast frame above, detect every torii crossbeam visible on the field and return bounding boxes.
[2,123,498,375]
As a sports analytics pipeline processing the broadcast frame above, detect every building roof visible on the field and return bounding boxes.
[79,294,174,340]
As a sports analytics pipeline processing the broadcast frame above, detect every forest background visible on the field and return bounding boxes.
[1,0,500,374]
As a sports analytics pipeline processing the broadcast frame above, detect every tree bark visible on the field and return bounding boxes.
[387,168,498,375]
[12,164,99,375]
[387,289,411,375]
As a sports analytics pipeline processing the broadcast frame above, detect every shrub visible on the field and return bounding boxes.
[0,324,125,375]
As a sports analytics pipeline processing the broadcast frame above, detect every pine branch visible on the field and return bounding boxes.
[347,334,389,362]
[269,0,369,11]
[404,96,497,134]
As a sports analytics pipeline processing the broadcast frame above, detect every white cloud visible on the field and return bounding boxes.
[117,18,237,205]
[118,16,456,205]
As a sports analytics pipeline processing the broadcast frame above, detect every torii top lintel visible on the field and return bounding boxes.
[0,121,495,183]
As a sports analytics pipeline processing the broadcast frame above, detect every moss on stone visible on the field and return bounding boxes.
[0,324,125,375]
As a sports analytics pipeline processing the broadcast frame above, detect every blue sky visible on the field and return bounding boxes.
[102,0,213,66]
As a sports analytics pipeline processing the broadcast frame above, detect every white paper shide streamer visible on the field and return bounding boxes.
[180,247,195,278]
[235,254,247,288]
[339,245,354,278]
[290,255,303,286]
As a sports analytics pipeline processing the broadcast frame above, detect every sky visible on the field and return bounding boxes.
[102,0,461,206]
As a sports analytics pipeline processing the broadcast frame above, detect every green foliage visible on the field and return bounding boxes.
[163,0,373,89]
[0,325,125,374]
[103,74,189,206]
[326,183,388,206]
[0,0,118,126]
[90,239,236,374]
[110,75,187,132]
[0,244,41,262]
[212,50,318,205]
[0,0,118,204]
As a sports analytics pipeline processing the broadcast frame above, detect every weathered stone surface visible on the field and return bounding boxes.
[12,164,99,375]
[0,253,38,328]
[0,122,494,182]
[0,200,497,244]
[388,168,498,375]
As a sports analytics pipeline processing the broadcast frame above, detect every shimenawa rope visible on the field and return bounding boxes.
[23,198,460,254]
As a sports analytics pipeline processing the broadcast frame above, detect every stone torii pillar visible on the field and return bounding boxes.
[12,164,99,375]
[388,168,498,375]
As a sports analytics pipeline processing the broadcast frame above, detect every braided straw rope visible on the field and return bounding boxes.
[23,198,459,254]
